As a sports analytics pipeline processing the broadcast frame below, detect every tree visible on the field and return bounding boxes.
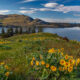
[10,28,14,36]
[32,27,36,33]
[15,28,18,34]
[1,28,5,34]
[1,28,8,38]
[7,28,14,37]
[28,27,31,33]
[19,27,22,34]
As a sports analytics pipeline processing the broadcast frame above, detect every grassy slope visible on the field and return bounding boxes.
[0,33,80,80]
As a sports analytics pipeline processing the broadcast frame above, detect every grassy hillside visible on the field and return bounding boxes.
[0,33,80,80]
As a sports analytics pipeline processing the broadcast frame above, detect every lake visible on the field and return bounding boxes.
[39,27,80,41]
[0,27,80,41]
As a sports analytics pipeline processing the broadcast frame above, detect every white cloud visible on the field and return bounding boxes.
[19,10,35,14]
[43,2,80,13]
[39,8,52,11]
[20,0,36,3]
[0,10,10,14]
[43,3,58,8]
[54,6,80,13]
[30,8,53,11]
[19,3,80,13]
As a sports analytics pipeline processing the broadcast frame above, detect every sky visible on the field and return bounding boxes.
[0,0,80,23]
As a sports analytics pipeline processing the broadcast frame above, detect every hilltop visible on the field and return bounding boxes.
[0,14,49,27]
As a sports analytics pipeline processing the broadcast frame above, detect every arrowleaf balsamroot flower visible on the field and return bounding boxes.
[41,61,45,65]
[31,60,34,66]
[29,48,80,80]
[50,66,57,72]
[36,61,39,66]
[60,59,65,66]
[65,55,69,60]
[46,64,49,68]
[48,48,56,54]
[5,72,10,77]
[68,67,73,72]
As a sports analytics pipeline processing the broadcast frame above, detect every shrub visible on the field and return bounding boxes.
[1,34,9,38]
[29,48,80,80]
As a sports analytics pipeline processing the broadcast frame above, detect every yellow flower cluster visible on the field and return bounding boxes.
[48,48,64,54]
[0,41,11,44]
[5,72,10,77]
[60,55,80,72]
[0,62,10,77]
[30,58,57,72]
[30,48,80,77]
[48,48,56,54]
[23,37,54,42]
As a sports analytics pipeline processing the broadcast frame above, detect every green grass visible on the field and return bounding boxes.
[0,33,80,80]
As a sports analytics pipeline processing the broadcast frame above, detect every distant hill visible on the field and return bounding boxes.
[0,14,49,27]
[0,14,80,27]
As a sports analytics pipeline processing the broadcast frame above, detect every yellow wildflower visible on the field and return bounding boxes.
[50,66,57,71]
[41,61,45,65]
[68,67,73,72]
[65,55,69,60]
[5,72,10,77]
[48,48,56,54]
[61,52,63,56]
[64,62,70,67]
[76,58,80,64]
[72,59,75,65]
[59,67,63,71]
[31,60,33,66]
[64,67,67,70]
[61,48,64,52]
[46,64,49,68]
[36,61,39,66]
[60,59,65,66]
[69,59,73,63]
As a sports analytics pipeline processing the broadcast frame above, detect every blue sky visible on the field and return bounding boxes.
[0,0,80,23]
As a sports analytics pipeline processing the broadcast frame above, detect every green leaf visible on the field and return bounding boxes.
[40,69,49,80]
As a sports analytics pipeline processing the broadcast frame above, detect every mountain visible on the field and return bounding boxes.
[0,14,80,27]
[0,14,49,27]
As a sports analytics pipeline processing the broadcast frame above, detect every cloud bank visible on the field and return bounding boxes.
[43,3,80,13]
[0,10,10,14]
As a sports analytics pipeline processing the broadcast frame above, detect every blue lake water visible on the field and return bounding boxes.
[0,27,80,41]
[42,27,80,41]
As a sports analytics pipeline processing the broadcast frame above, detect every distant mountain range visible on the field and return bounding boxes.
[0,14,80,28]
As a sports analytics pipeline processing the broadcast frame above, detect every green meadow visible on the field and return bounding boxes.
[0,33,80,80]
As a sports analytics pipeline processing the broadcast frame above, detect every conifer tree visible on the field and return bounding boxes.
[19,27,22,34]
[1,28,5,34]
[15,28,18,34]
[7,28,14,37]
